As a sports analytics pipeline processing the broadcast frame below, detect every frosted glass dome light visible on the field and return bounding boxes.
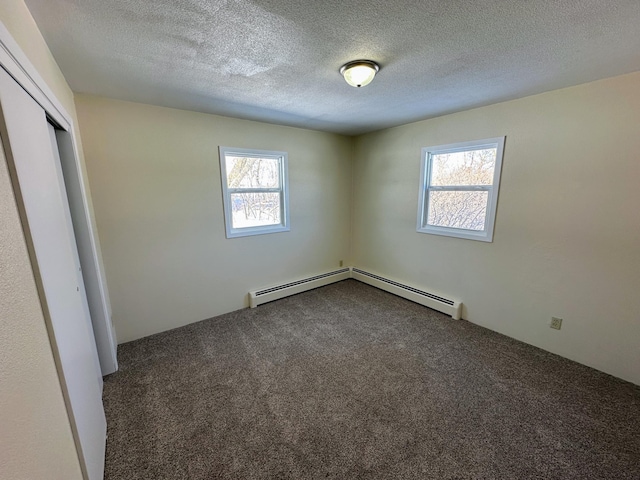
[340,60,380,88]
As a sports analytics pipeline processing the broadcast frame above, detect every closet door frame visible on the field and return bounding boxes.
[0,21,117,375]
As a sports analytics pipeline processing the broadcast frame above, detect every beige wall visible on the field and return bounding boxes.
[0,0,74,110]
[352,72,640,385]
[76,95,353,342]
[0,1,88,477]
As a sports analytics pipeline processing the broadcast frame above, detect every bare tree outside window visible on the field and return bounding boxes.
[417,137,505,242]
[219,147,289,238]
[226,156,281,228]
[427,149,496,230]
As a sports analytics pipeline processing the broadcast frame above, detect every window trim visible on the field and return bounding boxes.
[416,136,505,242]
[219,146,290,238]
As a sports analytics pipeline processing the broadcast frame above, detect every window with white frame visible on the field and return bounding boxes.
[219,147,290,238]
[417,137,505,242]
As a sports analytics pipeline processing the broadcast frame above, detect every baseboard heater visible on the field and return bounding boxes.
[350,268,462,320]
[249,268,351,308]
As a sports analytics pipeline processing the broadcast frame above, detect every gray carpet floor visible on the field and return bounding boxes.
[103,280,640,479]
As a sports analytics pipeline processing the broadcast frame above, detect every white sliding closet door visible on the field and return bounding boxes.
[47,122,103,389]
[0,68,106,479]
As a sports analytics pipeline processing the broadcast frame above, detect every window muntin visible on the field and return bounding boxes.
[219,147,289,238]
[417,137,505,242]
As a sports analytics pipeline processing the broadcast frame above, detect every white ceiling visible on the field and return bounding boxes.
[24,0,640,136]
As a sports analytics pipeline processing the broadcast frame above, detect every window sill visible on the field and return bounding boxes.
[417,225,493,242]
[225,224,290,239]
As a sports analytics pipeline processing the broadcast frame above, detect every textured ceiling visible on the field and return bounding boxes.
[24,0,640,135]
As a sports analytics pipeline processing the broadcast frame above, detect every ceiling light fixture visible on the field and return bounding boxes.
[339,60,380,88]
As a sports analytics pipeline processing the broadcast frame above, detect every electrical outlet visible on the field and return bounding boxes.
[339,260,343,267]
[550,317,563,330]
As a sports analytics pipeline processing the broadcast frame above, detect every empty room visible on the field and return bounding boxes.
[1,0,639,479]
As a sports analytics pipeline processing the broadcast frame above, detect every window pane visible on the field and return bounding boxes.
[226,156,280,188]
[430,148,496,186]
[427,191,488,231]
[230,192,281,228]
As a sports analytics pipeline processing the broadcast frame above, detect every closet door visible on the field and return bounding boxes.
[0,68,105,479]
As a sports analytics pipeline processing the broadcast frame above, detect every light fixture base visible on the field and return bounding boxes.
[339,60,380,88]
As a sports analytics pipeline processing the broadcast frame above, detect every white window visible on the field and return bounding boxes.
[417,137,505,242]
[219,147,290,238]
